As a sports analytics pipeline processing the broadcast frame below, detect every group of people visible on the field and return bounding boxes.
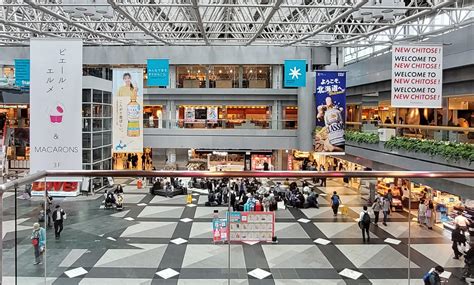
[202,178,320,212]
[33,196,67,265]
[104,184,125,209]
[417,198,437,229]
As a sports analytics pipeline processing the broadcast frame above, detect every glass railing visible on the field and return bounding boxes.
[144,119,299,130]
[2,170,473,285]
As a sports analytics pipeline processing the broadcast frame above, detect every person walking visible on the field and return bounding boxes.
[371,197,382,225]
[452,225,467,259]
[52,205,67,239]
[382,197,390,226]
[423,265,444,285]
[454,212,470,234]
[330,191,341,216]
[359,205,371,243]
[31,223,46,265]
[426,200,436,230]
[418,199,427,226]
[319,165,327,187]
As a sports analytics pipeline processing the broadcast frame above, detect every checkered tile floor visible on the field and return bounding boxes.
[2,178,464,284]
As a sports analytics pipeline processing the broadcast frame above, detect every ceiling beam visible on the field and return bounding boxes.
[0,19,60,38]
[107,0,171,45]
[190,0,210,45]
[25,0,128,44]
[246,0,284,46]
[330,0,455,45]
[283,0,369,46]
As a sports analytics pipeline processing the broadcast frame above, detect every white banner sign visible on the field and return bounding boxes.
[392,44,443,108]
[112,69,144,153]
[30,39,83,173]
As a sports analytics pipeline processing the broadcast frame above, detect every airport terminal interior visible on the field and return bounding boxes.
[0,0,473,284]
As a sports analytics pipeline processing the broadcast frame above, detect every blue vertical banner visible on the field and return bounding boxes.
[14,59,30,88]
[314,71,346,154]
[284,59,306,87]
[147,59,169,87]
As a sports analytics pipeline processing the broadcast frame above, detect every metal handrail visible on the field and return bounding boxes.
[1,170,473,192]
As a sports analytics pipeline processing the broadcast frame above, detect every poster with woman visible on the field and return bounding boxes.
[112,69,144,153]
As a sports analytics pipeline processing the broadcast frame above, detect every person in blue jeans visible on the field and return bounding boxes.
[31,223,46,265]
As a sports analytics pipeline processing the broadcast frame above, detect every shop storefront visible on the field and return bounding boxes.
[113,147,153,170]
[144,105,165,128]
[187,149,273,171]
[282,106,297,129]
[0,104,30,169]
[176,105,271,129]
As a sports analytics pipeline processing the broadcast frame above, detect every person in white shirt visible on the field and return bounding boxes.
[454,212,470,234]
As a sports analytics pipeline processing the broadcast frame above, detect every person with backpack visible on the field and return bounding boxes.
[330,191,341,216]
[359,205,371,243]
[423,265,444,285]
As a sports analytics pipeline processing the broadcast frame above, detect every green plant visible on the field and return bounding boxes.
[345,131,379,144]
[384,136,474,163]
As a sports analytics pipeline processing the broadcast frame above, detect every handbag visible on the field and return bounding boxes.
[31,238,39,246]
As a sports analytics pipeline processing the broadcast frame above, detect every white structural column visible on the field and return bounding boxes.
[297,73,315,151]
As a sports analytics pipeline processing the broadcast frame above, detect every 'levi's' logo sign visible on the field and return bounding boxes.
[32,182,78,192]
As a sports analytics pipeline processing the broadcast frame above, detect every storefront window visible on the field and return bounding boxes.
[208,65,239,88]
[283,106,297,129]
[242,65,271,88]
[176,105,271,129]
[82,89,91,103]
[83,133,91,149]
[93,133,102,148]
[176,65,207,88]
[144,105,166,128]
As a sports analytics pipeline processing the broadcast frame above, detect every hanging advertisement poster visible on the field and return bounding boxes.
[147,59,169,87]
[30,39,83,174]
[14,59,30,88]
[184,107,195,122]
[112,69,144,153]
[207,106,218,123]
[391,44,443,108]
[314,71,346,154]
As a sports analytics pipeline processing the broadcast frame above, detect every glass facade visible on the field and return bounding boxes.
[82,88,113,170]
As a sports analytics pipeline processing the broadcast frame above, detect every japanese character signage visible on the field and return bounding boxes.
[112,69,144,153]
[14,59,30,88]
[314,71,346,154]
[30,39,83,174]
[284,59,306,87]
[392,44,443,108]
[147,59,169,87]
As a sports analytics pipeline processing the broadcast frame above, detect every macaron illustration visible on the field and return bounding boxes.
[50,103,64,123]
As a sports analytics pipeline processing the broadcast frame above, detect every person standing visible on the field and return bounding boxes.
[359,205,371,243]
[426,200,436,230]
[330,191,341,216]
[371,197,382,225]
[52,205,67,239]
[452,225,466,259]
[31,223,46,265]
[319,165,327,187]
[418,199,427,227]
[382,197,390,226]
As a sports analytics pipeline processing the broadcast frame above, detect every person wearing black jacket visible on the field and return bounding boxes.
[452,225,467,259]
[52,205,67,239]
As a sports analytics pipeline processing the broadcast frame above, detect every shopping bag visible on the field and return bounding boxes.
[340,205,348,216]
[277,201,285,210]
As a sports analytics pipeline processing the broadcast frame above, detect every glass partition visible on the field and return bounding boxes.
[3,172,472,284]
[176,65,207,88]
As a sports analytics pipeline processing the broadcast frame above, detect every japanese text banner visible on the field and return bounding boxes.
[314,71,346,154]
[30,39,83,173]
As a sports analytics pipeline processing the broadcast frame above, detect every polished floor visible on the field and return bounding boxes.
[2,178,465,285]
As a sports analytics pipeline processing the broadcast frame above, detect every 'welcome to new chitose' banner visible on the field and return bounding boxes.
[112,69,144,153]
[30,39,83,174]
[392,44,443,108]
[314,71,346,155]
